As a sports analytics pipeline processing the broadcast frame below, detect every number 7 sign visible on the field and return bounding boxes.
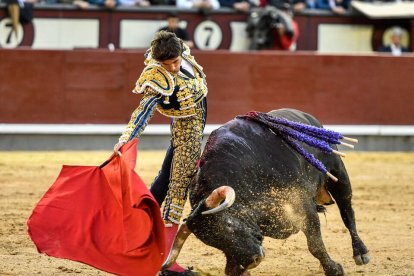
[194,20,222,50]
[0,18,24,48]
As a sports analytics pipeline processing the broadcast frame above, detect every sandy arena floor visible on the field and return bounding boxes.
[0,151,413,276]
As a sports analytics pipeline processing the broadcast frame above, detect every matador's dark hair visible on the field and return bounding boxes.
[151,31,184,62]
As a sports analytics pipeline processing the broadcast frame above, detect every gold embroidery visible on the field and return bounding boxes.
[134,43,208,119]
[133,65,175,96]
[155,67,207,118]
[162,103,206,223]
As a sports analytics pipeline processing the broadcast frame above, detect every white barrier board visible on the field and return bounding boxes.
[351,1,414,19]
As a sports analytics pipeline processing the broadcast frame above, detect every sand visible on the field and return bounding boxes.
[0,151,413,276]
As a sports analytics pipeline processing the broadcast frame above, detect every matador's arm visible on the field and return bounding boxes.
[118,87,162,143]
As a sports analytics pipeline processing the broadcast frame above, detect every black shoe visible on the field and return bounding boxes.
[159,267,199,276]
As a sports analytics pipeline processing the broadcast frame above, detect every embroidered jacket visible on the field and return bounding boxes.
[119,44,208,143]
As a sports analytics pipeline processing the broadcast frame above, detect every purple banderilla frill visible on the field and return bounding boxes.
[238,111,358,182]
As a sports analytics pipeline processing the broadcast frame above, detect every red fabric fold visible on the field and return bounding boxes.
[27,139,165,276]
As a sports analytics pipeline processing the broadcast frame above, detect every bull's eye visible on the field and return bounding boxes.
[225,218,241,235]
[225,218,234,230]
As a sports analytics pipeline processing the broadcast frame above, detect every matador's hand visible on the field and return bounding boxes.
[113,141,126,156]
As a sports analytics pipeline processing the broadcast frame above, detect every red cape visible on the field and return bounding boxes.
[27,139,165,276]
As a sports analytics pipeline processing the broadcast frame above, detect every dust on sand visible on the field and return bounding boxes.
[1,151,413,275]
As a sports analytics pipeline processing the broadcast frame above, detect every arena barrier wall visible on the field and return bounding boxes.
[0,4,413,52]
[1,48,414,150]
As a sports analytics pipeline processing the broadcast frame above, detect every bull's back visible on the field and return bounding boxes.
[202,108,322,170]
[268,108,323,128]
[195,109,320,198]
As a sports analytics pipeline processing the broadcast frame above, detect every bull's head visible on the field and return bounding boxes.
[162,186,265,275]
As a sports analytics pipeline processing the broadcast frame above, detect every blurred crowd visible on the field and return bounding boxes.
[1,0,412,54]
[3,0,413,14]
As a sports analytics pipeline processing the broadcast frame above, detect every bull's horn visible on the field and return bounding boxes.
[202,186,236,215]
[161,223,192,270]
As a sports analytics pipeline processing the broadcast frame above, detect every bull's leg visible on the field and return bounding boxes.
[326,168,370,265]
[302,203,344,276]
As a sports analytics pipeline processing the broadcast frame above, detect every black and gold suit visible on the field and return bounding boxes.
[119,45,207,225]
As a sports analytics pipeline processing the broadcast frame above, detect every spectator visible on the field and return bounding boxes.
[5,0,35,38]
[90,0,118,7]
[266,0,307,13]
[246,6,299,50]
[315,0,350,14]
[44,0,77,4]
[73,0,119,9]
[252,0,302,51]
[158,12,194,48]
[5,0,19,38]
[306,0,316,9]
[378,26,410,56]
[118,0,151,6]
[219,0,256,12]
[176,0,220,10]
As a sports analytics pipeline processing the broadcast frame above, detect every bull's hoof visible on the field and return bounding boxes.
[324,262,345,276]
[160,267,199,276]
[354,252,371,265]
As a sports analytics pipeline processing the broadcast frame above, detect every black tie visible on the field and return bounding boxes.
[180,67,195,79]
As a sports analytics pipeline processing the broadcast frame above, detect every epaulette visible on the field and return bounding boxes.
[133,65,175,96]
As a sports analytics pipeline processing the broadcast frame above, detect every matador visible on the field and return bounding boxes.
[114,31,207,274]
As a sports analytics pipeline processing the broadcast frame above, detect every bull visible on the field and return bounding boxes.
[163,108,370,276]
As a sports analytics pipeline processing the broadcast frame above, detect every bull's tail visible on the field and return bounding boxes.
[237,111,358,182]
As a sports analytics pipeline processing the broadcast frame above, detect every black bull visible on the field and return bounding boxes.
[163,108,370,276]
